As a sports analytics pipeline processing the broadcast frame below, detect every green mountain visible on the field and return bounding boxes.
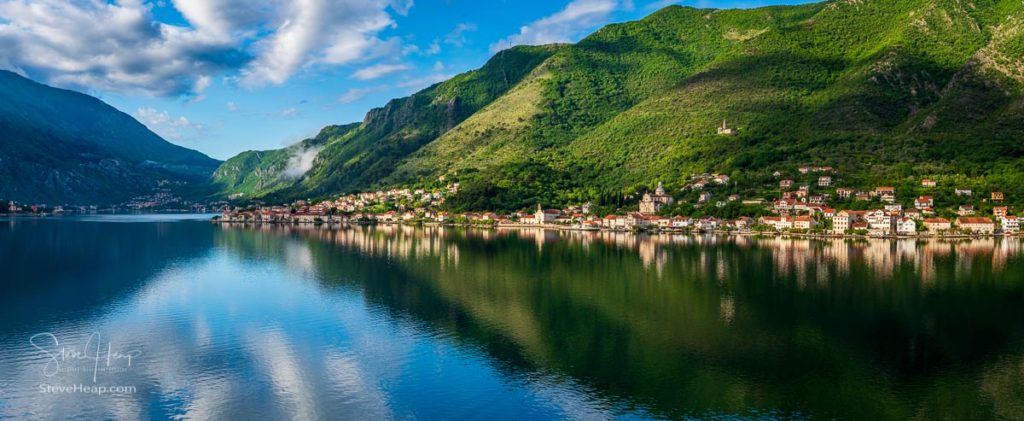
[211,123,360,200]
[211,45,561,202]
[216,0,1024,211]
[0,71,220,205]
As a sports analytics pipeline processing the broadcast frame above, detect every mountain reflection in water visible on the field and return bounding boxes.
[2,219,1023,419]
[219,225,1024,419]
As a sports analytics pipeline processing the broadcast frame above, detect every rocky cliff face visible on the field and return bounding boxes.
[445,97,461,131]
[362,94,463,134]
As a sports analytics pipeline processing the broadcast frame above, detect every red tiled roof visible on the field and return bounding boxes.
[957,217,994,224]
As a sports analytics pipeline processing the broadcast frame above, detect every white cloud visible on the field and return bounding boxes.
[352,63,411,80]
[443,22,477,47]
[172,0,267,40]
[134,107,205,142]
[194,75,213,93]
[188,74,213,102]
[338,86,387,104]
[490,0,628,52]
[389,0,414,16]
[280,107,298,117]
[0,0,413,96]
[0,0,237,97]
[225,101,239,112]
[424,41,441,55]
[396,72,452,92]
[323,35,402,67]
[282,145,321,178]
[237,0,400,87]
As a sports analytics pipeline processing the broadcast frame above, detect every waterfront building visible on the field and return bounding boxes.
[793,216,815,230]
[534,205,561,224]
[956,217,996,234]
[896,218,917,235]
[924,218,952,233]
[1002,216,1020,233]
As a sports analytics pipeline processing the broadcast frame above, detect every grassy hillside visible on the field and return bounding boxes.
[437,0,1024,211]
[210,124,360,199]
[217,0,1024,212]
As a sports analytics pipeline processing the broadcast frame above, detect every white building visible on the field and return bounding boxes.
[671,216,692,229]
[896,218,917,235]
[884,204,903,212]
[534,205,560,224]
[793,216,816,230]
[760,216,793,231]
[1002,216,1020,234]
[717,120,736,136]
[866,210,894,235]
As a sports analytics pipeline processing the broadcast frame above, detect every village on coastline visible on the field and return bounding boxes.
[215,164,1021,238]
[1,187,222,216]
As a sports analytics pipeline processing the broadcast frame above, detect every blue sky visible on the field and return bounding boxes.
[0,0,812,160]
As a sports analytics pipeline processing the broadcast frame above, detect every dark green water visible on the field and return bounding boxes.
[2,216,1024,420]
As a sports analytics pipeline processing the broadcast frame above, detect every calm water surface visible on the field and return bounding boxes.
[2,216,1024,420]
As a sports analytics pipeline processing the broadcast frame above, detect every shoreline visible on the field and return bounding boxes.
[211,219,1021,240]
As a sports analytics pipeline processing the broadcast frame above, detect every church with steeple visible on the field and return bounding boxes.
[717,119,736,136]
[639,182,674,215]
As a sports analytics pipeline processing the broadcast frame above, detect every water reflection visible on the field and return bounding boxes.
[1,220,1023,420]
[218,225,1024,419]
[236,224,1024,291]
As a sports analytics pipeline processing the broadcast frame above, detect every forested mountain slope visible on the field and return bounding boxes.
[216,0,1024,211]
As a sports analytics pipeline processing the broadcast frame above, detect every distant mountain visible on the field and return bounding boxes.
[210,123,360,200]
[0,71,220,205]
[215,0,1024,211]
